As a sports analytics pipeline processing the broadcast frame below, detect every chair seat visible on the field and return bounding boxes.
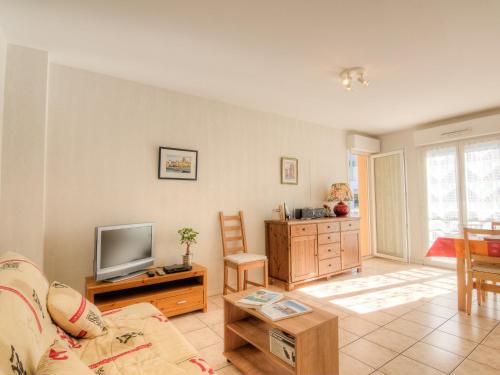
[473,263,500,274]
[224,253,267,264]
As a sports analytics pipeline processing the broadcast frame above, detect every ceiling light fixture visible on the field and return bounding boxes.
[340,67,369,90]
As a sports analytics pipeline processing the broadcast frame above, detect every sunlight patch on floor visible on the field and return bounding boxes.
[329,283,451,314]
[298,268,449,298]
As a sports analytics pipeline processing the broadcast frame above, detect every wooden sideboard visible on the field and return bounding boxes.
[265,217,361,290]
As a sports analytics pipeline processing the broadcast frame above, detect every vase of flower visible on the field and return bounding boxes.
[178,227,199,267]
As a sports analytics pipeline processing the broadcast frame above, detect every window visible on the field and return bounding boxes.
[424,136,500,250]
[348,153,360,216]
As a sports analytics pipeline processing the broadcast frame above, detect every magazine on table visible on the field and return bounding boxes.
[259,300,312,321]
[237,289,283,308]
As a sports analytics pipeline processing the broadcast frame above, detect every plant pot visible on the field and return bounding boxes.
[183,253,193,267]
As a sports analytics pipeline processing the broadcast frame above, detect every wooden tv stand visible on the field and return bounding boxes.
[85,263,207,317]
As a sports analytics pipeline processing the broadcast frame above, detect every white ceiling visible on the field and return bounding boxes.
[1,0,500,134]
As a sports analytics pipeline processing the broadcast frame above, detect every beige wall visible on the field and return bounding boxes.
[0,45,48,267]
[0,32,6,196]
[379,129,425,264]
[45,64,347,294]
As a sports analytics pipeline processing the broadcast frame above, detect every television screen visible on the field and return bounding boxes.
[95,223,154,281]
[100,226,152,269]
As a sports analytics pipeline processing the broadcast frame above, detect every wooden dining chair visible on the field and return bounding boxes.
[464,227,500,315]
[219,211,268,295]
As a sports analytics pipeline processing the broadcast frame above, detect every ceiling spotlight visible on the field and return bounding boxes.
[357,72,369,86]
[341,72,351,87]
[339,67,369,90]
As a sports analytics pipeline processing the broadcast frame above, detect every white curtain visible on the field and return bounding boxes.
[423,135,500,249]
[425,146,460,247]
[463,138,500,228]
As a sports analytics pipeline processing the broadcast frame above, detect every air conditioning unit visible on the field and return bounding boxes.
[348,134,380,154]
[414,113,500,146]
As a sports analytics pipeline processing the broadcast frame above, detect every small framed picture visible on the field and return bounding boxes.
[281,157,298,185]
[158,147,198,180]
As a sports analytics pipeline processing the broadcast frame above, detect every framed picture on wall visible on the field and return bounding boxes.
[158,147,198,180]
[281,157,298,185]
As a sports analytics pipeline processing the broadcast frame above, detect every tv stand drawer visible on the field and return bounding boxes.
[154,286,204,316]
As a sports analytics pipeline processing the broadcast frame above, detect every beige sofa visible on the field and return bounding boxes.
[0,251,213,374]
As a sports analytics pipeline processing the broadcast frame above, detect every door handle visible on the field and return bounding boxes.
[176,300,187,305]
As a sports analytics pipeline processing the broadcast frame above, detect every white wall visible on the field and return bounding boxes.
[0,45,48,267]
[379,129,425,264]
[45,64,347,294]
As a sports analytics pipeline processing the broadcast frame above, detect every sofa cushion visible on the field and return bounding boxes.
[36,340,94,375]
[0,252,59,374]
[47,281,106,339]
[74,303,214,375]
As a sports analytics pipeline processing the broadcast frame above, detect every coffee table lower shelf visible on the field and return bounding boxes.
[224,345,293,375]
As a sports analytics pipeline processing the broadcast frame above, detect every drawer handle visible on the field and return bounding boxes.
[327,226,330,229]
[328,264,332,267]
[177,300,187,305]
[302,228,306,231]
[328,249,331,252]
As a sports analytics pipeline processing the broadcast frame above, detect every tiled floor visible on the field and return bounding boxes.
[170,258,500,374]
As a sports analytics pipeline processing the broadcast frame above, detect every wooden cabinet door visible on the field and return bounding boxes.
[290,235,318,282]
[341,230,361,269]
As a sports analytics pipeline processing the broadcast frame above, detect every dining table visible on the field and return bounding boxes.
[426,236,500,311]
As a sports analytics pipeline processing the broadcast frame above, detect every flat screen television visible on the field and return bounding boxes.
[94,223,154,282]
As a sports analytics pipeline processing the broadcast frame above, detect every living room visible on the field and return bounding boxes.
[1,2,499,375]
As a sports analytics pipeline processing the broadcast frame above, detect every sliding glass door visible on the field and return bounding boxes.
[423,135,500,265]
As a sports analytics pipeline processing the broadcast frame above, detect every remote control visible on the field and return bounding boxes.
[155,268,166,276]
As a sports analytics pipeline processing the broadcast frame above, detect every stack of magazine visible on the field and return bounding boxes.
[237,289,312,321]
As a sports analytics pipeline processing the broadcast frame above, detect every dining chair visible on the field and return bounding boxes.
[219,211,268,295]
[464,227,500,315]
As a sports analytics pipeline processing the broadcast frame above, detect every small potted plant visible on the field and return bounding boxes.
[178,227,199,267]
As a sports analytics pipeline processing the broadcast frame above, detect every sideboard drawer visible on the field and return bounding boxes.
[341,220,360,231]
[318,243,341,260]
[318,222,340,234]
[291,224,317,237]
[154,287,203,315]
[318,232,340,245]
[319,257,341,275]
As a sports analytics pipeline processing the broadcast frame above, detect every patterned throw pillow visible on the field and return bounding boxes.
[47,281,106,339]
[36,340,94,375]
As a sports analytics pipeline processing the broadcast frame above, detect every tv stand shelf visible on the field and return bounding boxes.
[86,263,207,317]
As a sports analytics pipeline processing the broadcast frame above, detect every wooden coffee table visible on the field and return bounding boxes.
[223,288,339,375]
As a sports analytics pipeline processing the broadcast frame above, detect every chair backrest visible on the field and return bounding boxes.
[492,221,500,230]
[463,227,500,271]
[219,211,248,256]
